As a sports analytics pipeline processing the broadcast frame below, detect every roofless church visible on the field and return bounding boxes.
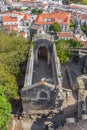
[21,33,63,117]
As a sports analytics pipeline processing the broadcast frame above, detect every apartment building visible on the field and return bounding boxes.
[34,12,71,32]
[2,11,32,37]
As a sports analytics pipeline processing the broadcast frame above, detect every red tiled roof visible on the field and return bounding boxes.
[73,36,81,42]
[54,9,68,14]
[82,41,87,48]
[21,31,26,37]
[81,14,87,20]
[34,13,71,25]
[20,0,36,3]
[57,32,73,37]
[3,16,18,22]
[3,12,31,22]
[23,14,30,21]
[6,11,23,16]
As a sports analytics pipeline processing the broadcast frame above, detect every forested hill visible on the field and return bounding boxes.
[63,0,87,4]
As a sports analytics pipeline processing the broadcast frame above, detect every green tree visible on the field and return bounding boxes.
[55,39,83,63]
[55,40,71,63]
[31,9,38,14]
[0,64,18,99]
[82,0,87,4]
[31,9,43,14]
[38,9,43,14]
[81,25,87,36]
[0,31,31,99]
[68,39,83,48]
[63,0,82,4]
[69,20,75,30]
[0,32,29,76]
[49,22,62,33]
[0,85,12,130]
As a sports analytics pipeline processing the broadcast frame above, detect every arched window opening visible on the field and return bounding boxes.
[38,46,48,61]
[37,90,50,101]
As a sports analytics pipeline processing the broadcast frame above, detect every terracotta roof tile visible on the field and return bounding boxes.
[6,11,23,16]
[57,32,73,37]
[23,14,30,21]
[21,31,26,37]
[3,16,18,22]
[35,13,71,25]
[81,14,87,20]
[82,41,87,48]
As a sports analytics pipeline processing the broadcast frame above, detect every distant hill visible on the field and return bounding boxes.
[63,0,87,5]
[82,0,87,4]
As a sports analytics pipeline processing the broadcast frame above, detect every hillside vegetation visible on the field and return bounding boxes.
[55,39,83,63]
[63,0,87,4]
[0,31,31,99]
[0,31,32,129]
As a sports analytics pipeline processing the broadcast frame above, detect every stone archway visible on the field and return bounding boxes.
[38,45,48,61]
[35,44,51,64]
[37,90,50,101]
[34,39,53,65]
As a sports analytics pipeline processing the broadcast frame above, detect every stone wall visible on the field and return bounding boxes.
[24,47,34,87]
[21,34,63,114]
[66,66,75,90]
[22,85,56,111]
[52,43,62,87]
[33,39,52,64]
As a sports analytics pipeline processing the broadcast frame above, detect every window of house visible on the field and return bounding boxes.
[51,18,54,22]
[46,25,49,29]
[44,18,47,22]
[47,18,51,22]
[58,19,64,22]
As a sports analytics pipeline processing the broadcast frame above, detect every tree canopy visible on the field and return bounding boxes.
[31,9,43,14]
[69,20,75,30]
[62,0,83,4]
[0,31,31,99]
[81,25,87,36]
[0,64,18,99]
[55,39,83,63]
[55,40,71,63]
[49,22,62,33]
[0,85,12,130]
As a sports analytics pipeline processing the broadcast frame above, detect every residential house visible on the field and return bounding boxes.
[80,14,87,25]
[2,11,32,37]
[57,32,73,40]
[34,12,71,32]
[82,41,87,48]
[30,25,43,40]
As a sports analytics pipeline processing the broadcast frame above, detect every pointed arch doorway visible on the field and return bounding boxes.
[38,45,48,62]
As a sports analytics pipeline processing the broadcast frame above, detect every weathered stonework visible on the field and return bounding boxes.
[21,33,63,116]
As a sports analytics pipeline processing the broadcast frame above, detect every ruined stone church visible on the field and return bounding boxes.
[21,33,63,116]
